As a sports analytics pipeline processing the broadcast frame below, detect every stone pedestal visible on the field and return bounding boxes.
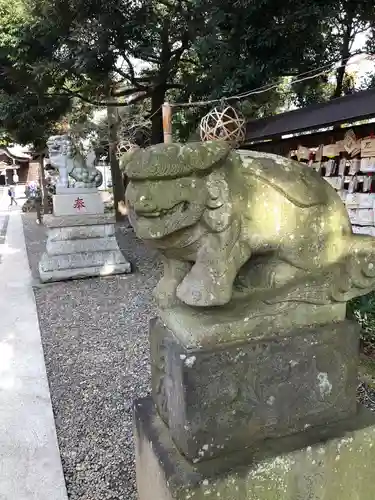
[39,213,131,282]
[150,318,358,462]
[133,316,370,499]
[135,397,375,500]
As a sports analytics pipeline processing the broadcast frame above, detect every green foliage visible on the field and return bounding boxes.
[325,0,375,98]
[188,0,334,97]
[0,90,70,147]
[347,292,375,350]
[360,72,375,91]
[165,1,339,136]
[0,0,349,144]
[292,76,335,107]
[0,129,12,146]
[0,0,71,147]
[13,0,210,143]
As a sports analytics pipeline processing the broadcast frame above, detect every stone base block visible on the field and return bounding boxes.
[151,318,359,462]
[134,397,375,500]
[38,214,131,282]
[39,250,131,281]
[48,223,115,242]
[53,192,104,216]
[55,187,98,195]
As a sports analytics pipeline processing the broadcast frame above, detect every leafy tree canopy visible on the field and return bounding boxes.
[1,0,375,148]
[0,0,71,149]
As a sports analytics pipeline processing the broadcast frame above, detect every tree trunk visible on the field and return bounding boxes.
[107,105,125,221]
[151,86,167,144]
[332,12,354,99]
[333,56,350,99]
[38,151,49,215]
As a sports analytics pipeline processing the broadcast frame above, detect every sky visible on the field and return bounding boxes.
[345,31,374,84]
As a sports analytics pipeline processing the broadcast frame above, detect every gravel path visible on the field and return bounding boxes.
[22,213,161,500]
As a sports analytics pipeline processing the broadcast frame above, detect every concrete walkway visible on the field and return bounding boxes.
[0,189,68,500]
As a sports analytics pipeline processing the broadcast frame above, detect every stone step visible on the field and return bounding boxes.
[48,224,115,242]
[46,235,119,255]
[39,249,131,282]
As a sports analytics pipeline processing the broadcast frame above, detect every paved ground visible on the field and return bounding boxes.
[22,213,161,500]
[0,190,9,253]
[0,190,68,500]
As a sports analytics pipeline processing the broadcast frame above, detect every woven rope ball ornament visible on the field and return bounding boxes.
[200,104,246,147]
[119,119,151,148]
[116,140,139,160]
[129,124,151,147]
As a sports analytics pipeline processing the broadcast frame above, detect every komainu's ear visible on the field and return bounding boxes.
[125,140,232,180]
[206,170,229,208]
[203,170,233,233]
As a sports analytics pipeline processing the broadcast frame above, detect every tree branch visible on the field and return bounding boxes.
[134,76,154,83]
[112,86,149,97]
[121,54,147,89]
[113,66,130,80]
[157,0,175,9]
[129,50,161,64]
[180,57,198,66]
[48,87,150,107]
[170,34,190,57]
[116,92,151,106]
[165,83,184,89]
[352,25,371,37]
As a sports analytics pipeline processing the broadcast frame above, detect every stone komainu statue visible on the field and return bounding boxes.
[47,134,103,189]
[122,141,375,308]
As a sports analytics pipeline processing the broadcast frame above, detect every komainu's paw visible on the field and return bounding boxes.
[176,266,232,307]
[154,278,181,308]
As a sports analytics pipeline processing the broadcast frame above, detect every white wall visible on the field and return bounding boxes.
[96,165,112,190]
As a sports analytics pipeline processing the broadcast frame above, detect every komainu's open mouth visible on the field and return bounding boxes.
[138,201,188,219]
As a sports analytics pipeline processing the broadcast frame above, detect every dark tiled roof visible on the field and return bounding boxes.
[0,147,30,162]
[245,88,375,142]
